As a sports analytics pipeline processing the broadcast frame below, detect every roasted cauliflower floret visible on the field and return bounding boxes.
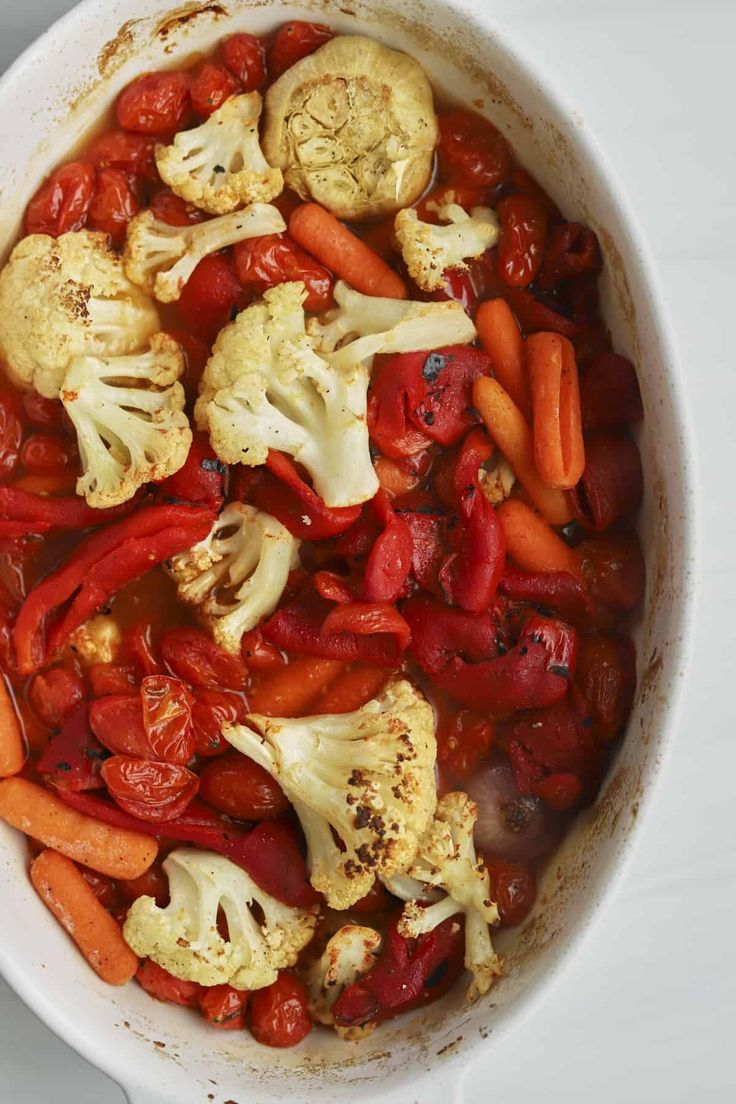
[60,332,191,508]
[480,453,516,506]
[307,925,381,1026]
[196,282,378,509]
[68,615,122,665]
[395,204,500,292]
[156,92,284,215]
[0,231,159,399]
[224,679,437,910]
[263,35,438,221]
[385,792,501,1000]
[167,502,300,655]
[124,203,285,302]
[308,280,477,368]
[123,848,317,991]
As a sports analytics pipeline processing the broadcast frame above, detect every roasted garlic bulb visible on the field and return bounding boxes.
[262,35,438,221]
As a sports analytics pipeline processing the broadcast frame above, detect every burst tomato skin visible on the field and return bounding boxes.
[269,21,334,78]
[28,668,85,729]
[199,753,289,821]
[0,388,23,478]
[199,984,248,1029]
[219,33,267,90]
[86,130,157,181]
[190,62,239,118]
[101,756,199,822]
[116,71,191,136]
[191,689,247,757]
[249,973,312,1047]
[160,628,249,692]
[87,167,139,246]
[233,233,334,311]
[136,960,202,1007]
[486,860,536,927]
[177,254,245,342]
[140,675,195,765]
[148,188,207,227]
[24,161,95,237]
[438,109,512,189]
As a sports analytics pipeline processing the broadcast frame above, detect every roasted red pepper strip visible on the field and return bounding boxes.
[401,505,449,596]
[506,700,601,808]
[332,914,466,1029]
[36,704,107,791]
[360,491,413,603]
[13,505,214,673]
[500,566,590,622]
[154,432,225,511]
[402,592,496,675]
[0,487,140,534]
[322,602,412,652]
[242,450,360,540]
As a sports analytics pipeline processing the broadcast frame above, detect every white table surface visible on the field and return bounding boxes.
[1,1,734,1101]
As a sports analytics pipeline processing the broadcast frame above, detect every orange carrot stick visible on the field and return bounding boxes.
[30,849,139,985]
[0,676,25,778]
[374,457,421,498]
[472,376,573,525]
[289,203,407,299]
[0,778,157,879]
[314,667,388,715]
[526,332,585,489]
[497,499,583,578]
[476,299,531,418]
[249,657,344,718]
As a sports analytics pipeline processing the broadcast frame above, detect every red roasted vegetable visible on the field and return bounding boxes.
[496,194,548,288]
[116,71,191,136]
[580,353,643,430]
[402,592,496,675]
[177,254,245,342]
[28,667,85,728]
[242,450,360,540]
[500,566,590,622]
[574,633,636,743]
[154,432,225,511]
[360,490,413,603]
[539,221,602,288]
[580,532,646,614]
[160,626,248,691]
[190,63,239,119]
[249,972,312,1047]
[437,708,495,782]
[505,699,600,808]
[24,161,95,237]
[101,756,199,822]
[269,21,334,77]
[322,602,412,653]
[200,984,248,1029]
[570,429,643,531]
[233,233,334,311]
[0,487,139,537]
[136,960,202,1007]
[438,109,512,189]
[140,675,195,765]
[89,695,157,759]
[37,704,107,792]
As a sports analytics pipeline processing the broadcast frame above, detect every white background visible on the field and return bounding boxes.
[0,1,734,1101]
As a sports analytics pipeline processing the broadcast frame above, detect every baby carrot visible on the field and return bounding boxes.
[313,666,388,715]
[472,376,573,525]
[526,331,585,489]
[30,849,139,986]
[249,657,344,718]
[497,499,583,578]
[289,203,407,299]
[476,299,532,418]
[0,676,25,778]
[0,777,157,879]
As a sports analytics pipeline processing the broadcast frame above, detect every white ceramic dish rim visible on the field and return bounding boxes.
[0,3,698,1102]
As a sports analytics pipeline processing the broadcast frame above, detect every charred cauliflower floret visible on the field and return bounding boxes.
[307,925,382,1027]
[124,203,285,302]
[123,848,317,991]
[196,282,379,508]
[0,231,159,399]
[224,679,437,910]
[395,204,500,292]
[263,35,438,221]
[60,333,191,508]
[68,614,122,665]
[308,280,477,368]
[385,792,501,1000]
[480,453,516,506]
[156,92,284,215]
[167,502,300,655]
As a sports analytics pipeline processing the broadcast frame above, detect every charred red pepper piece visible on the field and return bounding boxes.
[241,450,360,540]
[0,487,140,537]
[360,490,413,603]
[401,504,449,597]
[505,699,600,808]
[154,432,225,511]
[13,505,214,673]
[402,592,496,675]
[37,704,107,791]
[332,914,465,1029]
[322,602,412,652]
[500,566,590,622]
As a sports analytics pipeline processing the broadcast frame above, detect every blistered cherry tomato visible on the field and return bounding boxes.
[27,668,85,728]
[580,532,646,613]
[101,756,199,822]
[167,328,211,404]
[0,388,23,479]
[148,187,207,227]
[485,860,536,927]
[233,234,334,312]
[86,130,157,182]
[249,973,312,1047]
[437,709,495,783]
[20,392,64,431]
[161,627,249,691]
[116,71,191,136]
[574,633,636,743]
[177,254,244,342]
[539,221,602,288]
[199,985,248,1029]
[269,21,334,78]
[219,33,267,90]
[24,161,95,237]
[117,864,170,907]
[240,631,286,673]
[190,62,240,118]
[89,695,155,759]
[140,675,195,765]
[19,433,76,475]
[88,662,138,698]
[199,753,289,820]
[191,688,246,757]
[87,168,139,246]
[496,194,548,288]
[438,109,512,188]
[125,621,162,678]
[136,959,202,1006]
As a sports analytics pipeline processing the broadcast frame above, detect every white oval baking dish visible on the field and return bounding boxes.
[0,3,696,1102]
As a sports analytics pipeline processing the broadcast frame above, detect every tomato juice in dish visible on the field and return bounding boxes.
[0,18,644,1048]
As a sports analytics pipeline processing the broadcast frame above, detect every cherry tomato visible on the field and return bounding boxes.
[199,753,289,821]
[177,254,245,342]
[219,33,267,90]
[136,959,202,1007]
[0,387,23,479]
[89,695,156,759]
[240,630,286,673]
[233,233,334,312]
[125,621,163,678]
[580,532,646,613]
[81,870,119,911]
[191,688,247,757]
[101,756,199,822]
[117,864,170,907]
[495,194,548,288]
[437,709,495,783]
[27,668,85,729]
[574,633,636,743]
[140,675,195,765]
[87,168,139,246]
[19,433,76,475]
[24,161,95,237]
[350,880,394,914]
[269,21,334,78]
[199,984,248,1029]
[190,62,239,118]
[165,328,211,405]
[20,392,64,431]
[539,221,602,288]
[148,187,207,227]
[438,109,512,189]
[88,662,139,698]
[86,130,157,182]
[249,973,312,1047]
[424,263,484,314]
[160,627,249,691]
[485,860,536,927]
[116,71,191,136]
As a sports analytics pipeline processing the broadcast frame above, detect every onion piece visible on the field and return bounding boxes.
[467,759,564,863]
